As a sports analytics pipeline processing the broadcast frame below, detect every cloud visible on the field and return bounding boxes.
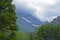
[13,0,60,22]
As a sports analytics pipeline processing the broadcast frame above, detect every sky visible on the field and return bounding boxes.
[13,0,60,22]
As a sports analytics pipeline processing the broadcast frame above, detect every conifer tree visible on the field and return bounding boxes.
[37,24,60,40]
[0,0,18,40]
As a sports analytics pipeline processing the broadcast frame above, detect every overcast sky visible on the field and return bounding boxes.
[13,0,60,22]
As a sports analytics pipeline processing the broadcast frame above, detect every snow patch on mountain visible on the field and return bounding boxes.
[32,24,38,27]
[22,17,32,23]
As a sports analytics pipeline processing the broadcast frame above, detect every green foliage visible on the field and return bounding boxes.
[29,32,38,40]
[0,32,9,40]
[37,24,60,40]
[0,0,18,40]
[15,31,29,40]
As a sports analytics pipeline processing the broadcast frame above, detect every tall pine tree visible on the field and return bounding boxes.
[0,0,18,40]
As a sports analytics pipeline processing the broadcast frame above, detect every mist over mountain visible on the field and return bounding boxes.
[16,6,48,32]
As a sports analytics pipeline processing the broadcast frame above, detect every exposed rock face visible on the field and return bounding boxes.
[51,16,60,24]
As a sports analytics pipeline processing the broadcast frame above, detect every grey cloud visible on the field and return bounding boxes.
[43,1,60,20]
[13,0,60,22]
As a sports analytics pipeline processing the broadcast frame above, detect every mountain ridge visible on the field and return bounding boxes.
[16,8,48,32]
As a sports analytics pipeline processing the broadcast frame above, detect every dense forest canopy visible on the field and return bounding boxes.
[0,0,18,40]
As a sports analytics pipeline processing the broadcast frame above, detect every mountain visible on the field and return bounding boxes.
[16,8,48,32]
[51,16,60,24]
